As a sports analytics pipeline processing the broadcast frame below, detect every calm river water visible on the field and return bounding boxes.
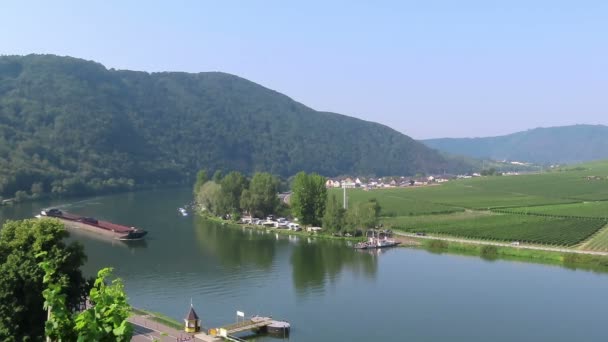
[1,188,607,341]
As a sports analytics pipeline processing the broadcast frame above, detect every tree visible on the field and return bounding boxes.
[218,171,248,215]
[346,199,381,231]
[0,218,87,341]
[212,170,223,183]
[39,262,132,342]
[196,181,222,215]
[247,172,280,218]
[290,172,327,226]
[240,189,253,216]
[322,194,345,233]
[193,170,208,194]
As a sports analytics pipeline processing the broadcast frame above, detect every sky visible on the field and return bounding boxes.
[1,0,607,139]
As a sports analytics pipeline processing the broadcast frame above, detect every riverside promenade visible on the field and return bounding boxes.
[129,313,220,342]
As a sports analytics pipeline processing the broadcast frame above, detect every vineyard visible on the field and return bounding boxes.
[385,212,605,246]
[498,201,608,219]
[333,160,608,248]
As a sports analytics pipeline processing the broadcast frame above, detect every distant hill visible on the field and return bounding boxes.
[422,125,608,164]
[0,54,471,198]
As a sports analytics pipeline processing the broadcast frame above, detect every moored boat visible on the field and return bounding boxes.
[38,208,147,240]
[354,236,400,249]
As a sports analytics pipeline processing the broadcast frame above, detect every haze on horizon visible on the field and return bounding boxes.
[1,0,607,139]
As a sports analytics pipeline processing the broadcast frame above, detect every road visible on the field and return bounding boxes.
[394,231,608,256]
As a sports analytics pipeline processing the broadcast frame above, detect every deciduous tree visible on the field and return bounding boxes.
[0,219,87,341]
[248,172,280,218]
[291,172,327,226]
[322,194,345,233]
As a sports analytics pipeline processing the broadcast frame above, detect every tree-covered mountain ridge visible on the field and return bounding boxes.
[0,54,469,198]
[422,125,608,165]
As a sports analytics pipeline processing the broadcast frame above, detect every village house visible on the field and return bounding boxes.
[325,179,341,188]
[342,177,356,188]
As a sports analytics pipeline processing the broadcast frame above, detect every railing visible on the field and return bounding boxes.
[225,335,247,342]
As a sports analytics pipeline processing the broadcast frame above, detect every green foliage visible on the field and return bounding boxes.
[40,263,132,342]
[73,268,132,342]
[480,245,499,259]
[196,181,222,214]
[322,194,345,233]
[195,171,282,218]
[346,199,381,230]
[0,54,469,200]
[0,218,87,341]
[247,173,280,217]
[427,240,449,250]
[212,170,223,183]
[39,256,77,341]
[193,170,208,194]
[290,172,327,226]
[218,171,248,215]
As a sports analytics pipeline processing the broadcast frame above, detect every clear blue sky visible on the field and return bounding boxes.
[2,0,607,139]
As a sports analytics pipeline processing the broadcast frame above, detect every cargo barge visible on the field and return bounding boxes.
[38,208,147,240]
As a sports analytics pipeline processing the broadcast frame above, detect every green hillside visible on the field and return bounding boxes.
[423,124,608,164]
[0,54,471,199]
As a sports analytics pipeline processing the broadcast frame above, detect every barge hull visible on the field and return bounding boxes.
[58,218,138,240]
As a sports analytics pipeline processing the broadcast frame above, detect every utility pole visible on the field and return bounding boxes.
[343,186,347,209]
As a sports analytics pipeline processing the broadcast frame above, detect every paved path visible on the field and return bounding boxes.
[129,314,217,342]
[395,231,608,256]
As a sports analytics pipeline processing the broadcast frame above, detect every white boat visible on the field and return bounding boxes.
[354,230,400,249]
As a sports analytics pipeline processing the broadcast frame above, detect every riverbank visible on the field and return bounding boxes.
[198,214,608,272]
[131,308,183,330]
[197,213,366,242]
[400,233,608,273]
[0,183,187,207]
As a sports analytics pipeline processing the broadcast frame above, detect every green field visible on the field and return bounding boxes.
[579,225,608,252]
[501,201,608,219]
[329,188,463,216]
[333,161,608,247]
[384,212,605,246]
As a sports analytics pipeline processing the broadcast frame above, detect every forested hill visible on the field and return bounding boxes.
[423,125,608,165]
[0,54,469,198]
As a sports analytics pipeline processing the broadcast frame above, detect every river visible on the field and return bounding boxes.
[1,188,607,341]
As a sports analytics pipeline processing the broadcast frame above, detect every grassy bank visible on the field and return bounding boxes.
[416,239,608,272]
[131,308,183,330]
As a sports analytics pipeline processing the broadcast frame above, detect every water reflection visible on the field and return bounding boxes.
[192,217,378,294]
[290,238,377,295]
[193,217,276,269]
